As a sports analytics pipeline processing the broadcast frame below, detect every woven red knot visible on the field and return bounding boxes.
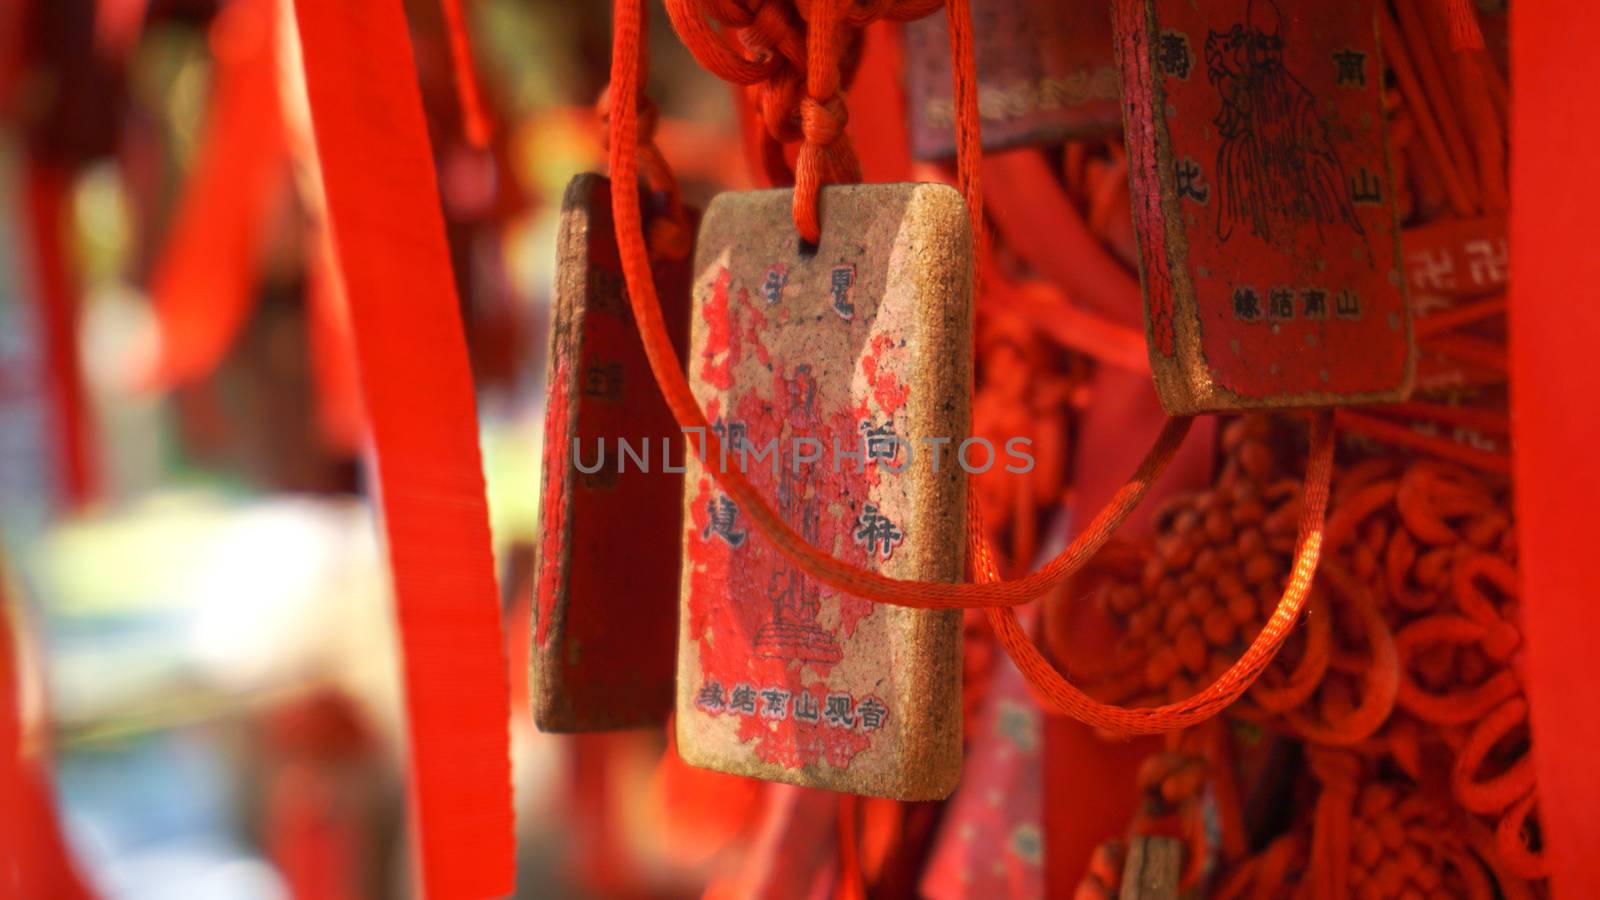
[1217,765,1504,899]
[1344,782,1495,900]
[665,0,936,240]
[1131,746,1213,889]
[1077,417,1388,744]
[971,313,1085,571]
[595,86,692,261]
[1316,449,1544,885]
[1071,723,1248,895]
[1072,840,1126,900]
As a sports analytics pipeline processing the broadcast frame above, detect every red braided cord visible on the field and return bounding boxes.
[985,412,1334,734]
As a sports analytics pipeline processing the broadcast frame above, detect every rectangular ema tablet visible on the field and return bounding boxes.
[675,184,972,800]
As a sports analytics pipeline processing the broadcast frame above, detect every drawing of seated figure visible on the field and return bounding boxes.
[755,450,843,664]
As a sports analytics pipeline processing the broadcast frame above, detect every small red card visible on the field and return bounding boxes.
[1117,0,1414,413]
[532,174,692,731]
[903,0,1123,159]
[675,184,972,800]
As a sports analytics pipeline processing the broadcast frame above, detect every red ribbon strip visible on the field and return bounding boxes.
[290,1,514,896]
[146,0,287,389]
[22,158,96,509]
[1510,0,1600,895]
[1,569,93,898]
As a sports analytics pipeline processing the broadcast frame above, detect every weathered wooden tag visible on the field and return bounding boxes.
[676,184,971,800]
[1120,836,1182,899]
[532,173,692,731]
[1116,0,1414,414]
[903,0,1122,159]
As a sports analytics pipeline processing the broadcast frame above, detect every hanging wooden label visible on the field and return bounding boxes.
[903,0,1122,159]
[676,184,971,800]
[532,173,692,731]
[1116,0,1414,414]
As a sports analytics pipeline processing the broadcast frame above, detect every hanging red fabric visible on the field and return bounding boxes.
[437,0,492,148]
[1509,0,1600,895]
[289,1,513,897]
[22,158,96,509]
[145,0,286,389]
[1,568,93,898]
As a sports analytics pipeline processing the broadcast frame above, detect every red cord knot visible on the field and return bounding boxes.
[792,93,859,242]
[648,215,693,262]
[703,0,752,25]
[596,85,690,261]
[1495,791,1548,879]
[597,86,661,146]
[759,73,805,144]
[800,93,848,148]
[747,1,806,70]
[1307,746,1362,796]
[633,98,661,144]
[1136,750,1208,812]
[1452,696,1534,816]
[1073,841,1126,899]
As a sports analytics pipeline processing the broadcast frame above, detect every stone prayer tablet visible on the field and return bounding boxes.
[1116,0,1414,414]
[532,173,691,731]
[676,184,972,800]
[904,0,1122,159]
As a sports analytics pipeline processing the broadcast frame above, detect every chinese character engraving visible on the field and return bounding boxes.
[1333,49,1367,86]
[1268,286,1295,320]
[861,419,900,465]
[823,694,855,728]
[761,687,791,720]
[583,361,623,401]
[793,690,821,724]
[1409,249,1459,293]
[857,697,888,731]
[696,681,726,712]
[702,496,748,547]
[1176,157,1209,203]
[587,268,627,315]
[1335,290,1362,319]
[853,504,905,560]
[1159,31,1192,79]
[1465,238,1508,287]
[729,683,758,716]
[712,417,747,453]
[1233,286,1262,321]
[762,265,789,304]
[1350,168,1383,205]
[1302,288,1329,318]
[829,264,856,320]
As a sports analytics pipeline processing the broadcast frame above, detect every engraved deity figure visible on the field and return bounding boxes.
[1206,0,1362,248]
[755,369,843,664]
[755,464,843,664]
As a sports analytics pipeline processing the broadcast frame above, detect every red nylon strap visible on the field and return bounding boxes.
[22,158,96,509]
[146,0,286,388]
[438,0,492,148]
[291,2,514,897]
[1510,0,1600,894]
[1,571,92,898]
